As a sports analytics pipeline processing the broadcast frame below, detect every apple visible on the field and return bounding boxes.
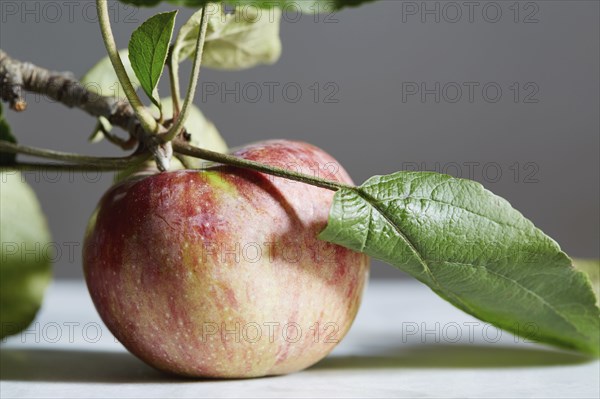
[1,171,52,339]
[83,140,370,378]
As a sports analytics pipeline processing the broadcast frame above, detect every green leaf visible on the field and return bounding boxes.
[1,171,52,339]
[173,4,281,71]
[574,259,599,305]
[319,172,600,356]
[0,103,17,165]
[119,0,376,11]
[81,49,140,100]
[128,11,178,107]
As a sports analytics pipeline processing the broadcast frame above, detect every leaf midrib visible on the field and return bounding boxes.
[357,185,592,347]
[363,177,526,231]
[440,260,590,342]
[355,188,480,317]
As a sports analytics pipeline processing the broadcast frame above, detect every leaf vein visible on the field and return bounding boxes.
[441,260,589,340]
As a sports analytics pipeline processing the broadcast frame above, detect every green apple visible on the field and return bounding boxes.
[574,259,600,305]
[0,171,52,339]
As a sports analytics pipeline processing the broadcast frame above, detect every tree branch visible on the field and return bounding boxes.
[0,50,353,192]
[0,49,140,139]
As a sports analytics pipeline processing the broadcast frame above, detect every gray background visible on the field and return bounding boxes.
[1,0,598,280]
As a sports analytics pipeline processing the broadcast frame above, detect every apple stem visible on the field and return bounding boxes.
[173,141,355,192]
[95,0,160,136]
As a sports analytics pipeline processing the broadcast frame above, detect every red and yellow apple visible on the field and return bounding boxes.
[83,140,369,378]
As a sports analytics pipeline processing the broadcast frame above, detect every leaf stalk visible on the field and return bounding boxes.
[0,141,149,168]
[164,7,209,142]
[172,141,355,192]
[95,0,159,134]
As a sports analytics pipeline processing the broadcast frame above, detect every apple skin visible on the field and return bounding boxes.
[83,140,369,378]
[0,172,52,339]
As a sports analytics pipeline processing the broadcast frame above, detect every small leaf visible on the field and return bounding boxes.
[128,11,178,106]
[320,172,600,356]
[1,171,52,339]
[173,4,281,70]
[81,49,140,100]
[0,103,17,165]
[574,259,600,304]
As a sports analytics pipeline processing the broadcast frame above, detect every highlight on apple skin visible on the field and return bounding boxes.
[83,140,370,378]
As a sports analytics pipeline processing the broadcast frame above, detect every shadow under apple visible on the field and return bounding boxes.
[311,344,592,370]
[1,344,592,384]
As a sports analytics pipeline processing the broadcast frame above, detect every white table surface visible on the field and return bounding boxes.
[1,280,598,398]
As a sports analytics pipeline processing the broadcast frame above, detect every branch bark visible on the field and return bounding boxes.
[0,49,349,191]
[0,49,140,139]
